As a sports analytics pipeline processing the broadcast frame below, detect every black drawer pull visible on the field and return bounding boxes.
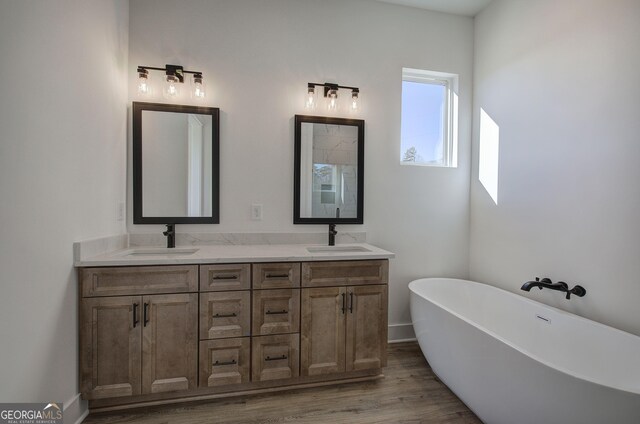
[143,302,150,326]
[265,310,288,315]
[212,274,238,280]
[213,359,237,366]
[341,293,346,314]
[213,312,237,318]
[265,273,289,279]
[265,355,287,361]
[349,292,354,314]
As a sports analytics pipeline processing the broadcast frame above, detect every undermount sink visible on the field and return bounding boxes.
[306,246,371,253]
[120,247,199,256]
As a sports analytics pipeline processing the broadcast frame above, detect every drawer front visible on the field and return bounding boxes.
[251,334,300,382]
[200,264,251,292]
[252,289,300,335]
[301,260,388,288]
[81,265,198,297]
[200,291,251,340]
[252,263,300,289]
[199,338,250,387]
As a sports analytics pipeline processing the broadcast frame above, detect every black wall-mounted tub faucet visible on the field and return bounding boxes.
[521,277,586,299]
[163,224,175,248]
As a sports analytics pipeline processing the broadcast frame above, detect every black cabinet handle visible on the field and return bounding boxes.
[341,293,346,314]
[213,312,237,318]
[265,310,288,315]
[133,303,139,328]
[349,292,354,313]
[212,274,238,280]
[265,273,289,279]
[265,355,287,361]
[143,302,149,326]
[213,359,237,366]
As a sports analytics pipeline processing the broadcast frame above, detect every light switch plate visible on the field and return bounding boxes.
[251,204,263,221]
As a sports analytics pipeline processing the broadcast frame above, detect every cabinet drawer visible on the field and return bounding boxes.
[301,260,388,287]
[251,334,300,382]
[252,289,300,335]
[252,263,300,289]
[200,291,251,340]
[200,264,250,291]
[81,265,198,297]
[199,338,250,388]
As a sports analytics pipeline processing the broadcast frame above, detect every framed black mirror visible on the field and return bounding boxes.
[133,102,220,224]
[294,115,364,224]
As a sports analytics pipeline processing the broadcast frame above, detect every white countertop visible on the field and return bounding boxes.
[75,243,394,267]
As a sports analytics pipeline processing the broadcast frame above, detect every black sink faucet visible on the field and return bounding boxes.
[328,208,340,246]
[163,224,175,248]
[328,224,337,246]
[521,277,586,299]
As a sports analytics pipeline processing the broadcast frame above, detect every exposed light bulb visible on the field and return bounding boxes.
[350,89,360,112]
[305,85,316,109]
[164,74,179,98]
[137,68,150,95]
[327,89,338,111]
[192,73,205,99]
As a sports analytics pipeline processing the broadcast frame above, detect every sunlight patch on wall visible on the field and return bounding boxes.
[479,108,500,204]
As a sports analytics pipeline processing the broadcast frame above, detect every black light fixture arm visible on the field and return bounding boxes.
[308,82,359,96]
[137,64,203,84]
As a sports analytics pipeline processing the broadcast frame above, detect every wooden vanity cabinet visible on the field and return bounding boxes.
[301,261,388,376]
[80,266,198,400]
[79,258,389,411]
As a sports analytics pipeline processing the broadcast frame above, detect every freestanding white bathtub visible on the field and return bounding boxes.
[409,278,640,424]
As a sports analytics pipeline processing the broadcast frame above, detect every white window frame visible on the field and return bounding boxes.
[401,68,458,168]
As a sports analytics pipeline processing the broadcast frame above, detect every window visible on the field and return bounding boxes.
[400,68,458,167]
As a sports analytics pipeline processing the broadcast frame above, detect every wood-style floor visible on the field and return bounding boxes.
[83,342,481,424]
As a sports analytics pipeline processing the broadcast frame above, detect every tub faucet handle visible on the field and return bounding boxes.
[566,284,586,300]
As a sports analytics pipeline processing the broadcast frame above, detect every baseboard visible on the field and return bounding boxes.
[388,323,415,342]
[63,393,88,424]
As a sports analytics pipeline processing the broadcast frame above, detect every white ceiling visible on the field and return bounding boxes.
[375,0,493,16]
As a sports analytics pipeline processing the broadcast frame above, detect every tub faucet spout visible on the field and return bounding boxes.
[521,277,566,292]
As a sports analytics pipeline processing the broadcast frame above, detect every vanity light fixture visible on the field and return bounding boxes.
[136,64,206,99]
[304,82,361,112]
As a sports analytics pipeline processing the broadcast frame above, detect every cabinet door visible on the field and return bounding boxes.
[142,293,198,394]
[80,296,142,399]
[345,285,388,372]
[252,289,300,335]
[251,334,300,382]
[200,291,250,339]
[199,338,250,387]
[300,287,346,376]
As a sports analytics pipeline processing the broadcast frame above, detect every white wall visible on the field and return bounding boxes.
[128,0,474,335]
[471,0,640,335]
[0,0,128,419]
